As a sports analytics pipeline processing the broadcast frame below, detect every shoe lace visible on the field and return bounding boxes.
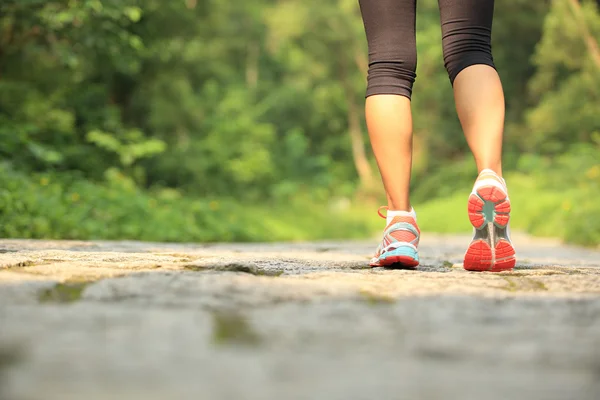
[377,206,388,219]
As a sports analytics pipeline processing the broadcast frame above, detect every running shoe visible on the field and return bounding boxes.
[370,206,420,268]
[464,169,516,271]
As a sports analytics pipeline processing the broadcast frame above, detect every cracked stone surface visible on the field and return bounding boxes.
[0,233,599,400]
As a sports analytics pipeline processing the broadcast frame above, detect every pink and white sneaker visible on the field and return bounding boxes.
[370,206,420,268]
[464,169,516,272]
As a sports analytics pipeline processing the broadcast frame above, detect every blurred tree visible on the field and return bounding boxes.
[525,0,600,153]
[263,0,375,190]
[0,0,149,178]
[0,0,595,206]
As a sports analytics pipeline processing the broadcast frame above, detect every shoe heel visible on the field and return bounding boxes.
[465,184,516,272]
[378,246,419,269]
[468,185,511,229]
[464,237,516,272]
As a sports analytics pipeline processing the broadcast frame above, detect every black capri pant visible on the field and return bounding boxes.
[359,0,496,99]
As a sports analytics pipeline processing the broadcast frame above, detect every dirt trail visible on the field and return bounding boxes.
[1,234,599,400]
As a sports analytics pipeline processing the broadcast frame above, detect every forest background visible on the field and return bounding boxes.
[0,0,599,246]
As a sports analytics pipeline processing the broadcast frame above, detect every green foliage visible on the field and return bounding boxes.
[416,142,600,246]
[0,0,598,245]
[524,0,600,153]
[0,164,379,242]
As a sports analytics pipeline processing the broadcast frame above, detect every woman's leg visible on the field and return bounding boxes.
[358,0,417,212]
[454,66,504,175]
[438,0,504,176]
[359,0,421,268]
[366,95,413,211]
[438,0,515,271]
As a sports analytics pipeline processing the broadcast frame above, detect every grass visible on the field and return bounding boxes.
[1,158,598,246]
[499,276,547,292]
[0,346,22,371]
[211,311,262,347]
[359,289,396,305]
[415,193,471,234]
[415,172,600,247]
[0,164,380,243]
[38,282,91,303]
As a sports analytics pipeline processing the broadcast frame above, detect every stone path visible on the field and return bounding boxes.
[1,234,599,400]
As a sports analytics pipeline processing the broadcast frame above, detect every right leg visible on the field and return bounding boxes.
[358,0,417,212]
[359,0,421,268]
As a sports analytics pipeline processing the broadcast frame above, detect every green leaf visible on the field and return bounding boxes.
[124,7,142,23]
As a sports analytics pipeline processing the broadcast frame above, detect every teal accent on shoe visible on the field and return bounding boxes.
[482,200,495,226]
[379,246,419,262]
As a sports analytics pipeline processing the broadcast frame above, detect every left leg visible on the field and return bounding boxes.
[438,0,515,271]
[439,0,504,175]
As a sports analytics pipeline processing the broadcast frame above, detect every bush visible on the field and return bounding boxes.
[0,164,379,242]
[415,144,600,247]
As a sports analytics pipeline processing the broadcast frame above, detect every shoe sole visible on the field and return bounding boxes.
[464,184,516,272]
[376,247,419,269]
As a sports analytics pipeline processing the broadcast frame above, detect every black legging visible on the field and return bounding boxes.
[359,0,496,99]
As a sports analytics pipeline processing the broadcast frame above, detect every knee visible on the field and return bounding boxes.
[366,56,417,99]
[442,33,495,84]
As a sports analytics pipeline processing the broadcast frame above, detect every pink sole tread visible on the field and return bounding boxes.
[467,186,511,229]
[465,184,516,272]
[373,255,419,269]
[464,239,515,272]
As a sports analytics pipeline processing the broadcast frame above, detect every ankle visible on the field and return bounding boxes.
[478,166,503,178]
[478,168,503,181]
[386,207,417,227]
[387,202,412,212]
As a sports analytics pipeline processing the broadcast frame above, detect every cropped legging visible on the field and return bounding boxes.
[359,0,496,99]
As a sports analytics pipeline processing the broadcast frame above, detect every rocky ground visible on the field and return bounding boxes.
[1,233,599,400]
